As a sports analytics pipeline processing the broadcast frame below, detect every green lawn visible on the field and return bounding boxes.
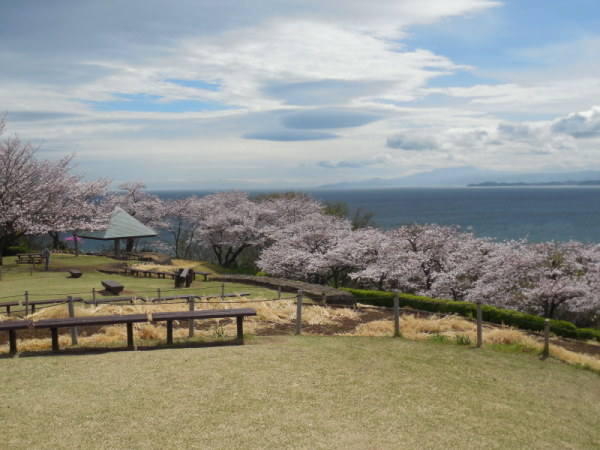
[0,336,598,449]
[0,254,280,303]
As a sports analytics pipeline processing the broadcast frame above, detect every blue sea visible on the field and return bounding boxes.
[151,187,600,244]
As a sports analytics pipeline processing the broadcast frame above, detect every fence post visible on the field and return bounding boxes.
[476,300,483,348]
[188,296,195,338]
[68,296,79,345]
[295,290,303,335]
[221,282,225,301]
[277,286,281,300]
[541,319,550,360]
[92,288,97,307]
[24,291,29,315]
[393,290,401,337]
[157,288,162,302]
[0,268,3,281]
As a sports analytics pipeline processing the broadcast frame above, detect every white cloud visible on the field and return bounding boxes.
[551,106,600,138]
[2,0,599,188]
[387,131,441,151]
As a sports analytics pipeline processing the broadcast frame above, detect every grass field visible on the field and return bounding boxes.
[0,335,598,449]
[0,254,280,302]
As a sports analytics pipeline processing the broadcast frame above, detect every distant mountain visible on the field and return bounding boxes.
[319,167,600,188]
[468,180,600,187]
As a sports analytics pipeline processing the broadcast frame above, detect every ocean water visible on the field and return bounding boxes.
[152,187,600,243]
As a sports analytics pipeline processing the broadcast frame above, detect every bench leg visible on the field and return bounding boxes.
[51,328,59,352]
[9,330,17,354]
[127,322,134,349]
[166,320,173,344]
[31,304,36,314]
[6,305,10,315]
[237,316,244,341]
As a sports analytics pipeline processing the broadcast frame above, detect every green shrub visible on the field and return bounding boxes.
[5,245,30,256]
[454,334,472,346]
[343,288,600,342]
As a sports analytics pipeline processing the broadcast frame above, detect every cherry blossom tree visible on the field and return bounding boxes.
[160,196,205,259]
[350,224,495,299]
[197,191,271,268]
[258,213,353,286]
[467,240,600,319]
[0,116,110,261]
[256,192,324,229]
[44,178,112,254]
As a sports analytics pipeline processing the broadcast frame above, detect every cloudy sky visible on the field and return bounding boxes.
[1,0,599,189]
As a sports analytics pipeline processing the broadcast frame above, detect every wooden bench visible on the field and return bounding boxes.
[16,253,44,264]
[123,267,142,277]
[151,270,180,279]
[101,280,124,294]
[152,308,256,345]
[0,320,34,354]
[0,301,20,315]
[1,308,257,353]
[196,271,211,281]
[68,269,82,278]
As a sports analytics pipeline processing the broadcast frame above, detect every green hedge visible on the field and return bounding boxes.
[343,288,600,342]
[5,245,30,256]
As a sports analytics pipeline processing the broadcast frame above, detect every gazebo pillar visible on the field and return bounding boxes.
[114,238,121,258]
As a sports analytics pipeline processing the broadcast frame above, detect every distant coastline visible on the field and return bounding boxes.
[467,180,600,187]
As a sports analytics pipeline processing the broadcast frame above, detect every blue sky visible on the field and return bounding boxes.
[1,0,599,189]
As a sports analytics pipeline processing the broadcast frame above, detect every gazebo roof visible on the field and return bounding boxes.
[78,207,157,240]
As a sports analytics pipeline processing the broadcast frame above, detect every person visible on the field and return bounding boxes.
[42,247,50,271]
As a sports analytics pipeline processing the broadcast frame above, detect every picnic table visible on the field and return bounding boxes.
[16,253,44,264]
[123,267,177,279]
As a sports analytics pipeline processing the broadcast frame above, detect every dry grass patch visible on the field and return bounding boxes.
[351,320,395,337]
[342,314,600,372]
[2,298,599,373]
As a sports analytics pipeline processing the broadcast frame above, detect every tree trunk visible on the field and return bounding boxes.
[49,231,61,250]
[73,233,80,257]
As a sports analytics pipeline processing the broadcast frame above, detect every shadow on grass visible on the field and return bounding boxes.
[0,336,251,359]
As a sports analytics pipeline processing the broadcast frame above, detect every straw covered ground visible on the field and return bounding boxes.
[1,296,599,372]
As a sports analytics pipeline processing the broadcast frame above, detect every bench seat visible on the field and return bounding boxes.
[0,308,257,353]
[101,280,124,294]
[196,271,211,281]
[0,301,20,314]
[0,319,34,354]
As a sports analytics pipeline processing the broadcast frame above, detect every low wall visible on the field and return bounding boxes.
[210,275,356,306]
